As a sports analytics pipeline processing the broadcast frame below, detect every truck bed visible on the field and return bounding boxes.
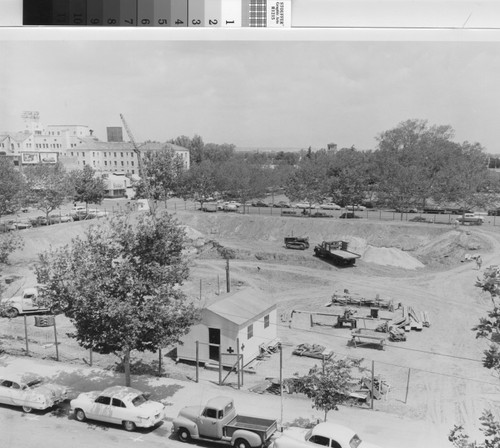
[225,415,277,440]
[329,249,360,260]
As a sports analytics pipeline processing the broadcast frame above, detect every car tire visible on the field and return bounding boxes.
[22,406,33,413]
[233,438,250,448]
[123,420,136,432]
[75,409,86,422]
[178,427,191,443]
[5,307,19,318]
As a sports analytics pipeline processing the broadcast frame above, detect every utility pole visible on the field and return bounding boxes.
[279,343,283,426]
[226,259,230,292]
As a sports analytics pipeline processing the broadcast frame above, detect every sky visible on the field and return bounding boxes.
[1,37,500,152]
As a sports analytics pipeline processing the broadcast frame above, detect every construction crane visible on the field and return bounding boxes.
[120,113,143,180]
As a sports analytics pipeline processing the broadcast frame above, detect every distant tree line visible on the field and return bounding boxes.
[2,118,499,221]
[150,119,500,215]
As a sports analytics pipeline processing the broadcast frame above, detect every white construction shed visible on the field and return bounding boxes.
[176,289,278,367]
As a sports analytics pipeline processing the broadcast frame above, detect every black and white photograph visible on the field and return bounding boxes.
[2,33,500,448]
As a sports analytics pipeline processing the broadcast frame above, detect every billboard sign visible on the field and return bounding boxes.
[21,152,40,164]
[21,152,58,164]
[40,152,58,164]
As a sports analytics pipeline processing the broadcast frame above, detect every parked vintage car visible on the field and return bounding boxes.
[339,212,362,219]
[5,220,32,231]
[251,200,268,207]
[345,205,366,211]
[70,385,165,432]
[271,422,383,448]
[30,216,49,227]
[173,396,278,447]
[320,202,341,210]
[274,201,291,208]
[0,287,53,318]
[0,374,68,413]
[48,214,74,224]
[294,203,319,209]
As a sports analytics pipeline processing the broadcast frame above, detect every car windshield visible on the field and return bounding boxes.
[131,394,148,407]
[304,429,313,441]
[23,379,43,389]
[349,434,362,448]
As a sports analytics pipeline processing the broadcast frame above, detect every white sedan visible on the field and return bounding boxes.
[345,205,366,211]
[320,203,341,210]
[271,422,383,448]
[70,385,165,432]
[0,374,68,413]
[294,203,319,209]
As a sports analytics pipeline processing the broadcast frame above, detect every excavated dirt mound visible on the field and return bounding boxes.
[174,211,491,270]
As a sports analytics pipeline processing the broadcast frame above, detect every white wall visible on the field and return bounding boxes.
[177,308,278,366]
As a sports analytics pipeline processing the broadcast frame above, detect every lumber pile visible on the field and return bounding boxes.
[330,291,396,311]
[292,343,333,359]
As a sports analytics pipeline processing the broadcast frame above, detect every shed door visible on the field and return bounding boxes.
[208,328,220,362]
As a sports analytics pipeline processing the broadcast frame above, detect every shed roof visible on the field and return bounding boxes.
[205,289,276,326]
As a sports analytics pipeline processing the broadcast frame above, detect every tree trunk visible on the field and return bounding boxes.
[124,348,131,387]
[324,409,328,422]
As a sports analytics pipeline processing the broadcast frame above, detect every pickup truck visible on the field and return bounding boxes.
[0,287,51,318]
[172,396,278,448]
[455,213,484,225]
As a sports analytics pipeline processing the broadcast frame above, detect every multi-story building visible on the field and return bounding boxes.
[67,138,190,176]
[1,113,190,175]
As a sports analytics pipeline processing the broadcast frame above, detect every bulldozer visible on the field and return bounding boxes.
[284,236,310,250]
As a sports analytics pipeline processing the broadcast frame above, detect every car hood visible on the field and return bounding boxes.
[178,405,203,420]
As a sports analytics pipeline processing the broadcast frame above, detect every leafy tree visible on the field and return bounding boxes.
[448,269,500,446]
[23,163,72,222]
[35,212,199,386]
[285,157,329,210]
[325,147,372,212]
[449,411,500,448]
[374,119,458,212]
[180,160,218,209]
[0,233,24,265]
[0,158,26,218]
[217,158,272,206]
[72,165,106,209]
[134,148,184,214]
[293,356,365,421]
[433,142,498,219]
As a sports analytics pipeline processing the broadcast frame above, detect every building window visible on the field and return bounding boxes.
[264,315,270,329]
[114,161,117,166]
[114,152,117,157]
[121,152,124,157]
[93,161,96,166]
[247,324,253,340]
[82,161,86,165]
[104,161,107,166]
[104,152,107,157]
[71,152,74,156]
[131,161,134,166]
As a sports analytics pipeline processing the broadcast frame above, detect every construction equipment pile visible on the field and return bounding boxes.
[330,289,397,311]
[292,343,333,359]
[376,306,430,342]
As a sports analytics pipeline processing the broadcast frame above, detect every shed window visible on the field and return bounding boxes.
[247,324,253,340]
[264,314,270,328]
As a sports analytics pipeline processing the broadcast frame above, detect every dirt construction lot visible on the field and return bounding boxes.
[1,202,500,446]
